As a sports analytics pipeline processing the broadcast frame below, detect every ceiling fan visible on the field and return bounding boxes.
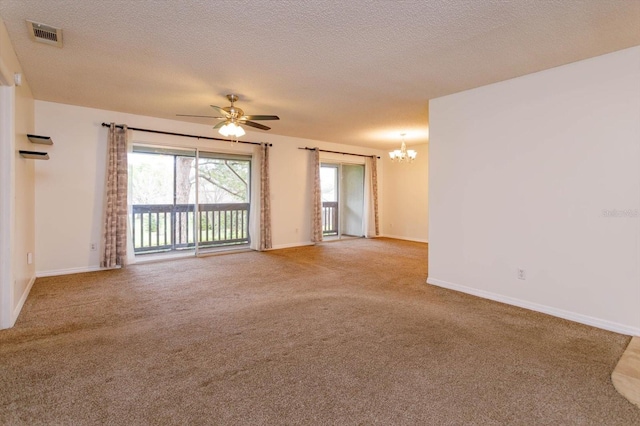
[177,94,279,138]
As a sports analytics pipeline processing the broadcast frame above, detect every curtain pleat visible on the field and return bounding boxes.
[125,139,136,265]
[364,156,379,238]
[311,148,323,242]
[102,123,129,268]
[259,143,272,250]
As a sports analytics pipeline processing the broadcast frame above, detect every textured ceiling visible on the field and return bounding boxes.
[0,0,639,149]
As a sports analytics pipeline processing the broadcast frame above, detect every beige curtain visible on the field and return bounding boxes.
[363,155,379,238]
[259,143,272,250]
[249,143,272,251]
[102,123,129,268]
[311,148,323,242]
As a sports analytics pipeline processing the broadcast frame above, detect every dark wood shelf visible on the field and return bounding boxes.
[27,134,53,145]
[19,150,49,160]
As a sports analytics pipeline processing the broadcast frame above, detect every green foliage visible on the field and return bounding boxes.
[129,153,174,204]
[129,152,250,205]
[197,159,249,203]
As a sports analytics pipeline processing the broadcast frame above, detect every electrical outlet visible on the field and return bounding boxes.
[517,268,526,280]
[90,243,97,252]
[27,252,33,265]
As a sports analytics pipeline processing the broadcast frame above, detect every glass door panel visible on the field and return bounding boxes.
[320,164,339,236]
[341,164,364,237]
[195,152,251,254]
[130,147,197,256]
[174,154,197,251]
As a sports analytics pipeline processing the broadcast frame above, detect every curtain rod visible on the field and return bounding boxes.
[298,147,380,159]
[101,123,272,147]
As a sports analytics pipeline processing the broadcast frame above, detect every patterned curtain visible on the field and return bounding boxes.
[259,143,272,250]
[364,155,379,238]
[102,123,129,268]
[311,148,323,242]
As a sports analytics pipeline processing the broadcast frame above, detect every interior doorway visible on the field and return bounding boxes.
[320,162,365,239]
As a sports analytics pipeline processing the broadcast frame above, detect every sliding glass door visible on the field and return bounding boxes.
[320,162,365,238]
[129,146,251,257]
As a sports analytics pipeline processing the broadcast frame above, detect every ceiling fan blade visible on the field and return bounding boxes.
[242,115,280,121]
[241,120,271,131]
[176,114,225,119]
[210,105,230,116]
[213,121,226,129]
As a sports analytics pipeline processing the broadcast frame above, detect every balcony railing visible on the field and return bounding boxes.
[133,201,339,253]
[322,201,338,236]
[132,203,249,254]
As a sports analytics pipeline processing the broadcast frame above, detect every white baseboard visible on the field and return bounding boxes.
[381,234,429,244]
[12,274,36,325]
[36,265,113,278]
[269,242,315,250]
[270,237,427,250]
[426,277,640,336]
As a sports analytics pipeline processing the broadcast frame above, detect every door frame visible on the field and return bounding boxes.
[0,59,15,328]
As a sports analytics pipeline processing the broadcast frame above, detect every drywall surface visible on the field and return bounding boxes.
[0,17,36,328]
[34,101,385,275]
[428,46,640,334]
[382,143,428,242]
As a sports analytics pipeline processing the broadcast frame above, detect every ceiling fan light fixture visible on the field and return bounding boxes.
[219,122,245,138]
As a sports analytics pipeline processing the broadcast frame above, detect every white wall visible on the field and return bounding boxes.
[34,101,386,275]
[428,46,640,335]
[0,17,36,329]
[381,143,429,242]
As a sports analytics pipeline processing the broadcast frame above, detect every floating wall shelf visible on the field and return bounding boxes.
[19,150,49,160]
[27,134,53,145]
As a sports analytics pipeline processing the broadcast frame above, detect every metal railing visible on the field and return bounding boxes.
[132,203,250,254]
[322,201,338,236]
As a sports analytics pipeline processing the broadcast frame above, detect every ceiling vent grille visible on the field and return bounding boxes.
[26,20,63,47]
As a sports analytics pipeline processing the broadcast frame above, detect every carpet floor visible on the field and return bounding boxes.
[1,238,638,425]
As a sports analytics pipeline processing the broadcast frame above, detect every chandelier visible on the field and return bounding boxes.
[389,133,417,162]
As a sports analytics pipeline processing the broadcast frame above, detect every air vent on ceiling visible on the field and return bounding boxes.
[26,20,63,47]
